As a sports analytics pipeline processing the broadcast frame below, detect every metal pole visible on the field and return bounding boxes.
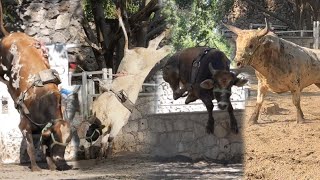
[316,21,320,49]
[81,71,88,120]
[314,21,319,49]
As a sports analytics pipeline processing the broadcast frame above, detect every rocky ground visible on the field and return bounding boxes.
[243,67,320,179]
[0,153,242,179]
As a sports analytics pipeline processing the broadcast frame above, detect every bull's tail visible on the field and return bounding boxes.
[0,0,8,36]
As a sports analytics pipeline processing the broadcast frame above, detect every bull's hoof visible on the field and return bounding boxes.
[57,164,72,171]
[206,125,214,134]
[296,118,305,124]
[48,163,57,171]
[95,157,106,164]
[31,165,42,172]
[173,93,180,100]
[248,115,258,125]
[248,120,257,126]
[106,148,112,158]
[231,126,239,134]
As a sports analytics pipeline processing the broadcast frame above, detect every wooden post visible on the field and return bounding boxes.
[314,21,319,49]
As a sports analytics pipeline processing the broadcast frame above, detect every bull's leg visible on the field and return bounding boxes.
[200,97,214,134]
[97,120,123,160]
[185,92,198,104]
[215,94,238,133]
[249,80,267,124]
[291,90,304,123]
[41,146,57,171]
[227,101,238,134]
[20,128,41,171]
[173,83,190,100]
[105,136,114,157]
[97,134,109,160]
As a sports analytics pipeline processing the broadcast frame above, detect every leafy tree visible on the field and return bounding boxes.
[163,0,234,57]
[82,0,167,72]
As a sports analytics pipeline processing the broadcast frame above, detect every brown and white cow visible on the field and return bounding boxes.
[224,20,320,124]
[0,1,71,171]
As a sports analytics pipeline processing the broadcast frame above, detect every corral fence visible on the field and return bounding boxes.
[222,21,320,49]
[71,70,249,120]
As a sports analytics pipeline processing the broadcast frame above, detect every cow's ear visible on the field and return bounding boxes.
[200,79,214,89]
[234,78,248,87]
[99,125,106,131]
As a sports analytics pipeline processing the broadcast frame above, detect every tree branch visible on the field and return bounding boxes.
[243,0,297,29]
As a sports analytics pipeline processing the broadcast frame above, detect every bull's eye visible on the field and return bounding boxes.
[248,44,253,49]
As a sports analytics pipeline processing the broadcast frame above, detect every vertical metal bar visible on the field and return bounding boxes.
[316,21,320,49]
[314,21,319,49]
[313,21,316,49]
[82,71,88,120]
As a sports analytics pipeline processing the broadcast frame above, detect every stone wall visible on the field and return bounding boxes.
[113,110,244,162]
[19,0,97,70]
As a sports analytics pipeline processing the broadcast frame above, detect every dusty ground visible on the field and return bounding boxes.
[0,153,242,179]
[243,67,320,179]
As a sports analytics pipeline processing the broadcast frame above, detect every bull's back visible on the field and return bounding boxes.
[1,33,50,98]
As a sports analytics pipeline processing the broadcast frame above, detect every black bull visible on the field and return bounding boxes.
[162,47,247,134]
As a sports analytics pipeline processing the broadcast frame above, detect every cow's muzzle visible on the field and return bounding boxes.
[218,101,228,110]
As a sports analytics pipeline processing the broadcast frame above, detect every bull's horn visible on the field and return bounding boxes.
[257,18,270,37]
[231,69,240,76]
[221,21,242,35]
[209,63,217,76]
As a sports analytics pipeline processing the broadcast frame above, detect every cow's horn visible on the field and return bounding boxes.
[231,69,240,76]
[221,21,241,35]
[257,18,270,37]
[209,63,217,76]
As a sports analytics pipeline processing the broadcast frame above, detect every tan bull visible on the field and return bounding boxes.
[224,20,320,124]
[86,9,171,159]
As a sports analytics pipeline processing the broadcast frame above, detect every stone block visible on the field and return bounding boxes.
[40,28,51,36]
[55,13,71,30]
[173,119,186,131]
[193,123,206,138]
[230,142,243,155]
[200,135,217,147]
[45,19,56,29]
[149,119,165,132]
[139,118,148,131]
[214,121,230,138]
[137,132,144,143]
[204,146,219,159]
[217,152,227,161]
[167,132,181,144]
[164,120,173,132]
[218,138,230,153]
[181,131,194,142]
[51,32,67,43]
[125,120,139,133]
[143,131,158,145]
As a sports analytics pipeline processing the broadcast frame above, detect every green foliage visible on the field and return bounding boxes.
[163,0,234,58]
[82,0,143,20]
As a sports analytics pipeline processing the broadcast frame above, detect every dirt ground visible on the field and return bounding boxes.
[0,153,242,179]
[243,67,320,179]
